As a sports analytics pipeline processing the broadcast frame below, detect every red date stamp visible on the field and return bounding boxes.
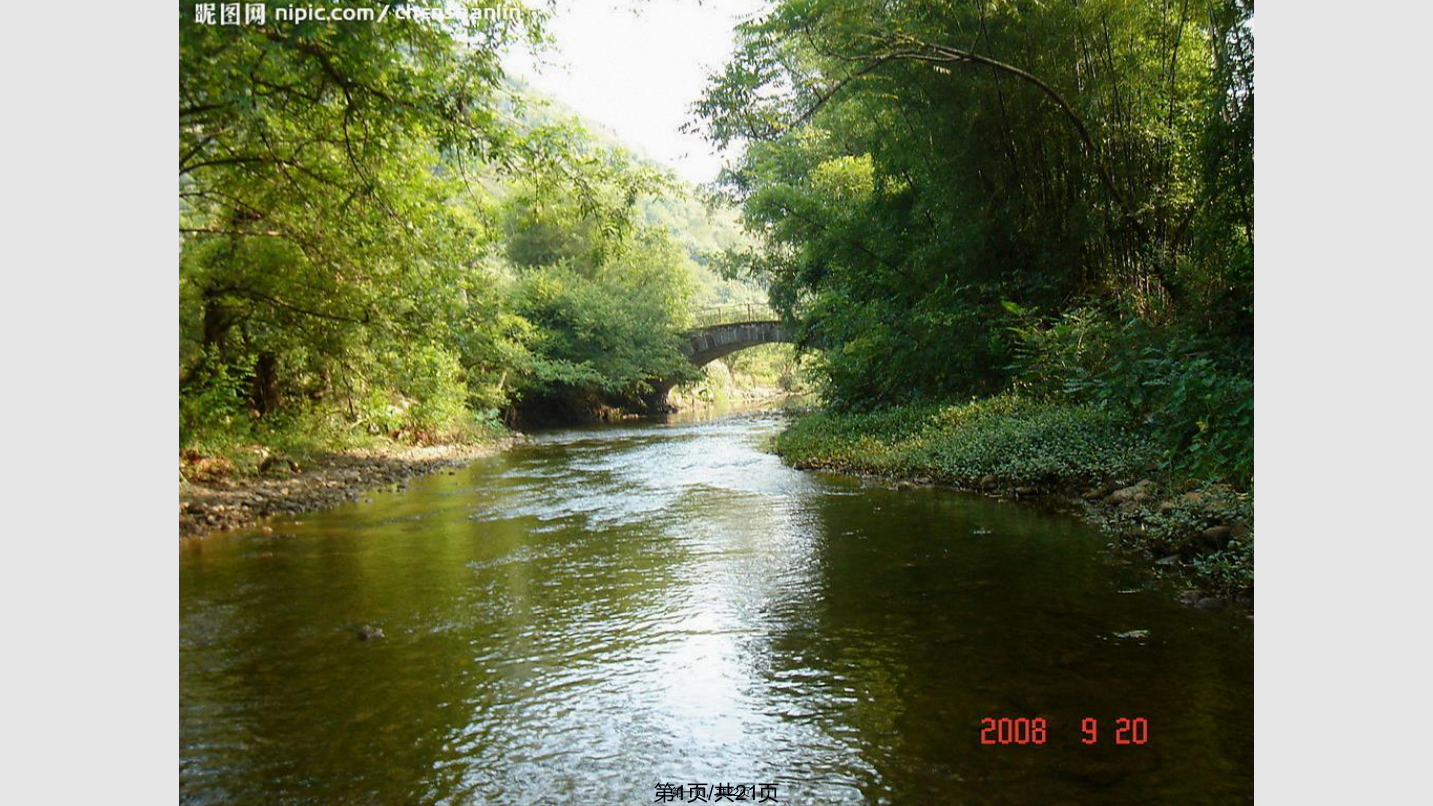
[979,717,1148,745]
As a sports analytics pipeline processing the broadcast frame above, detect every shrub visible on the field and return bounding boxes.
[179,351,255,452]
[1008,307,1253,489]
[390,344,471,440]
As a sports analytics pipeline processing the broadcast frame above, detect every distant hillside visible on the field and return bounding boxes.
[506,81,765,308]
[636,193,765,307]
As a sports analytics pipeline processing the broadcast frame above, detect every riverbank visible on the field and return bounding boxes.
[179,438,523,538]
[772,396,1253,605]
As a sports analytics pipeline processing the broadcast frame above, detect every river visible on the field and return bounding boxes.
[179,407,1253,803]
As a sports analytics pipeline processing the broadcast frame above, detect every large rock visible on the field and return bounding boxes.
[1199,525,1234,551]
[1105,480,1155,506]
[259,455,299,476]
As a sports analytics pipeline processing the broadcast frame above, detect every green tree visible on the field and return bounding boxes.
[696,0,1253,483]
[179,2,546,437]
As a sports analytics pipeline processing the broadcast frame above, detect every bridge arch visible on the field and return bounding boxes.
[681,320,792,367]
[648,305,794,410]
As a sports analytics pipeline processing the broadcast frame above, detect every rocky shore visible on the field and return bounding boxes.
[179,439,523,538]
[773,401,1253,609]
[879,473,1253,608]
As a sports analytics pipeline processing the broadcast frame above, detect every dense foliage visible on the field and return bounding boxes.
[776,396,1158,486]
[698,0,1254,488]
[179,4,748,458]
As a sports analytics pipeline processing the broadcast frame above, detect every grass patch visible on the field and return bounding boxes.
[180,403,507,481]
[775,394,1158,488]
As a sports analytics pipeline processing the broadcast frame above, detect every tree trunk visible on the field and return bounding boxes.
[201,293,234,355]
[252,352,281,415]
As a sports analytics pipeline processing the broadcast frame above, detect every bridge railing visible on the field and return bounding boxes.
[691,302,780,328]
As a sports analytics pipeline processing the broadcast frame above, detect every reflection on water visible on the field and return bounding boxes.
[180,410,1252,803]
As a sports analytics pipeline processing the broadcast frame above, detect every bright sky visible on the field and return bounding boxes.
[505,0,768,185]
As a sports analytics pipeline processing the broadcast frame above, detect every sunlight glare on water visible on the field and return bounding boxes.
[180,410,1252,803]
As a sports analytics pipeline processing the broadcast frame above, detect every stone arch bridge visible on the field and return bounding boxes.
[649,304,792,410]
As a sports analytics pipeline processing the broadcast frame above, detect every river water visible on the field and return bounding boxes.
[180,408,1253,803]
